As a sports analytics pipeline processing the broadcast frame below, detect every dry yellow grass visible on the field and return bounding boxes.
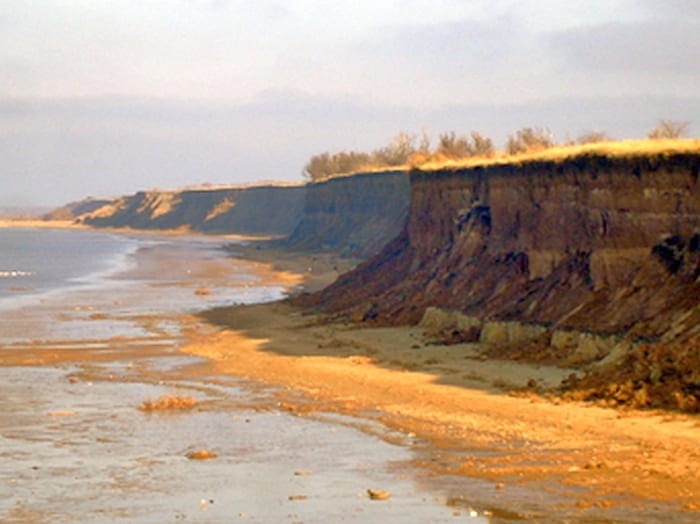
[138,394,198,411]
[415,138,700,172]
[318,138,700,180]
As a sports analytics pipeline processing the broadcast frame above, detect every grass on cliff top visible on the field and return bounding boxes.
[317,138,700,181]
[413,138,700,173]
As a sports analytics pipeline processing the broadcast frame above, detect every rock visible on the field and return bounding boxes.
[594,340,634,370]
[479,321,546,346]
[552,330,619,366]
[479,322,508,345]
[367,489,391,500]
[551,330,579,351]
[419,307,483,344]
[186,449,218,460]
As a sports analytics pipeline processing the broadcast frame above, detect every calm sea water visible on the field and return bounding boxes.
[0,228,286,342]
[0,228,141,302]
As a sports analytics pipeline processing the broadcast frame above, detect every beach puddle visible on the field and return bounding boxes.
[0,362,492,523]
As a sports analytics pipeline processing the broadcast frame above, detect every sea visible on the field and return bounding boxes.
[0,227,494,524]
[0,228,286,340]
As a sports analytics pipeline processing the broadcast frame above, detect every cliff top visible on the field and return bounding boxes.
[415,138,700,173]
[144,180,305,194]
[312,138,700,182]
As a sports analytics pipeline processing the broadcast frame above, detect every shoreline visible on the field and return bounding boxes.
[2,224,698,520]
[0,218,282,242]
[182,245,700,517]
[0,219,85,229]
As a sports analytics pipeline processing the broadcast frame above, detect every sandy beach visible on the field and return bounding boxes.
[0,219,85,229]
[2,231,699,522]
[182,246,700,520]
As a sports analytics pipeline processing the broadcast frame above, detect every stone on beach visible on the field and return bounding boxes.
[367,488,391,500]
[186,449,218,460]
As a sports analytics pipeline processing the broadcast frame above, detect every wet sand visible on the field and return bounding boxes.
[0,233,494,523]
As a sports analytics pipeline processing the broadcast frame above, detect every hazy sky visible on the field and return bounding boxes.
[2,0,699,206]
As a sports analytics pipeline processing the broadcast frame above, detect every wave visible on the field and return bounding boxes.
[0,270,33,277]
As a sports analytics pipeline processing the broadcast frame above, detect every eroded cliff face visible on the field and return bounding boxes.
[54,171,410,257]
[303,153,700,344]
[76,185,307,237]
[283,171,410,258]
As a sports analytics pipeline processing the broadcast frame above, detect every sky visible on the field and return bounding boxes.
[1,0,699,207]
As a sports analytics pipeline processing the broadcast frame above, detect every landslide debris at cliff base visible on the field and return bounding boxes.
[559,338,700,413]
[295,148,700,413]
[412,306,700,413]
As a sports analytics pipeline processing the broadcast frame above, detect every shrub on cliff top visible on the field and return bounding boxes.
[505,127,555,155]
[648,119,690,140]
[303,150,373,182]
[577,130,611,145]
[302,125,698,181]
[435,131,495,160]
[302,131,423,182]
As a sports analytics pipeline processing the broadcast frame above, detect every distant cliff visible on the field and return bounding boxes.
[301,150,700,346]
[43,198,116,221]
[283,170,410,258]
[69,185,307,237]
[55,171,411,258]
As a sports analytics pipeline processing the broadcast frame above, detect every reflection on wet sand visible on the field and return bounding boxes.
[1,235,491,523]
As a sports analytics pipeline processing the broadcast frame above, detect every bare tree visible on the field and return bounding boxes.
[373,131,417,166]
[436,132,471,158]
[577,130,611,145]
[302,152,333,182]
[468,131,495,157]
[648,119,690,139]
[418,128,432,153]
[505,127,555,155]
[302,150,372,182]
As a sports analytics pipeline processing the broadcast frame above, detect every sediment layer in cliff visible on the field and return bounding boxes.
[300,151,700,345]
[283,170,410,258]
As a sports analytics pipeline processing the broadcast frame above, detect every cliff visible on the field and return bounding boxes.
[73,185,307,237]
[54,171,410,258]
[301,150,700,345]
[283,170,410,258]
[43,198,117,221]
